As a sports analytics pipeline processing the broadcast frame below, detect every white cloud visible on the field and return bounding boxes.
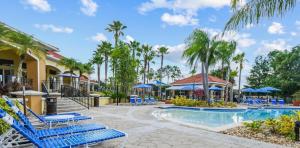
[24,0,51,12]
[245,24,254,29]
[295,20,300,29]
[91,33,107,42]
[291,32,297,36]
[202,28,256,48]
[34,24,73,33]
[80,0,98,16]
[138,0,231,14]
[208,15,217,22]
[268,22,285,34]
[256,39,291,55]
[124,35,135,43]
[138,0,230,27]
[161,13,198,26]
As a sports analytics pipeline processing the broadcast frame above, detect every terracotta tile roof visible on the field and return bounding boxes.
[171,73,227,85]
[47,50,63,59]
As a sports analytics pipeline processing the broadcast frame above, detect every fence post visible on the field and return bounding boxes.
[295,121,300,141]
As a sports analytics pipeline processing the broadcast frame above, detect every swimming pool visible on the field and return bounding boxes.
[152,107,300,131]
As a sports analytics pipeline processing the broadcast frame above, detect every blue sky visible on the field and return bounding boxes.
[1,0,300,87]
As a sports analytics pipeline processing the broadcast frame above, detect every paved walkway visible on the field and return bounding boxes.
[79,105,285,148]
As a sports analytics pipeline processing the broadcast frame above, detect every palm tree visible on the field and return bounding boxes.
[164,65,172,84]
[157,46,169,98]
[171,66,181,82]
[222,41,237,102]
[224,0,297,31]
[141,44,152,84]
[106,21,126,83]
[2,29,41,82]
[215,40,231,79]
[146,50,156,83]
[129,40,140,60]
[182,29,219,102]
[233,52,246,98]
[157,47,169,80]
[59,58,78,87]
[91,50,104,85]
[106,21,127,47]
[96,41,112,83]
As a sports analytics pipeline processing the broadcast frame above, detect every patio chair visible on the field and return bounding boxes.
[149,97,157,104]
[2,96,92,128]
[143,97,151,104]
[271,99,277,105]
[130,98,136,105]
[278,99,285,106]
[0,109,127,148]
[4,98,107,138]
[2,95,81,117]
[136,98,143,105]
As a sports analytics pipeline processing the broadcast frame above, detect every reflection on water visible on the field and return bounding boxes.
[155,108,298,128]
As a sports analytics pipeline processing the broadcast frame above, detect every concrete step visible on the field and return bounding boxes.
[56,97,88,113]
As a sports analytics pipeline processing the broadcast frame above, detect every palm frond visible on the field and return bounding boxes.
[224,0,297,31]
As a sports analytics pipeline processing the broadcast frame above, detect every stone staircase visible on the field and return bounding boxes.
[57,97,87,113]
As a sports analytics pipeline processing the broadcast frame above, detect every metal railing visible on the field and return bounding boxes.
[60,85,91,109]
[42,80,61,93]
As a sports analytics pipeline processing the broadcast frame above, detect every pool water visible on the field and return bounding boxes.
[153,107,300,129]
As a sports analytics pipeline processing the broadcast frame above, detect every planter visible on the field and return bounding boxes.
[293,100,300,106]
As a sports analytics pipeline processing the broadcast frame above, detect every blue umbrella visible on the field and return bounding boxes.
[260,86,280,92]
[133,84,152,88]
[255,88,271,93]
[241,88,256,93]
[209,86,223,91]
[153,80,168,86]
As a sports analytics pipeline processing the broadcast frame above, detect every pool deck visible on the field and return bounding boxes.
[77,104,286,148]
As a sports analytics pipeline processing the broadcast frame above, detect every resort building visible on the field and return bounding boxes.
[167,74,231,99]
[0,22,92,93]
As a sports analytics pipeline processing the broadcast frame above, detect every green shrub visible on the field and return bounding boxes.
[276,115,295,138]
[243,120,264,132]
[170,97,237,108]
[0,98,19,134]
[264,118,278,133]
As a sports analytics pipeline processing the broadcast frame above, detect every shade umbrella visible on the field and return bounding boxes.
[133,84,152,99]
[260,87,280,92]
[133,84,152,88]
[209,86,223,91]
[241,88,256,93]
[255,88,271,93]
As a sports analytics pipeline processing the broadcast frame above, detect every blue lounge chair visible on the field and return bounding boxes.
[2,95,81,117]
[144,98,151,104]
[271,99,277,105]
[2,96,91,128]
[136,98,142,105]
[247,98,254,105]
[149,97,157,104]
[0,109,126,148]
[4,98,107,138]
[278,99,285,106]
[130,98,136,105]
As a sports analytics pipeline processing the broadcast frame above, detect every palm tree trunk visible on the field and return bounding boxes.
[238,63,242,98]
[143,58,147,84]
[160,54,164,99]
[16,54,25,83]
[201,63,206,98]
[225,66,231,102]
[105,56,108,84]
[97,64,101,85]
[147,61,150,83]
[221,61,225,79]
